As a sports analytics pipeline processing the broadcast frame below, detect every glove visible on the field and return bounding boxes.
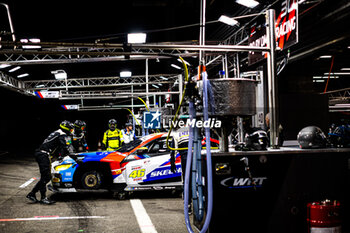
[75,158,84,165]
[69,153,78,160]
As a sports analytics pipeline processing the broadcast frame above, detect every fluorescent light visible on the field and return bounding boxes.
[127,33,147,44]
[120,71,132,78]
[324,72,350,75]
[298,0,306,4]
[51,70,67,80]
[218,15,239,26]
[29,38,41,43]
[0,64,11,69]
[158,83,163,86]
[9,66,21,72]
[340,68,350,71]
[35,84,45,88]
[20,38,41,49]
[17,73,29,78]
[171,64,181,70]
[236,0,259,8]
[335,104,350,107]
[313,76,339,79]
[159,76,168,80]
[313,80,325,83]
[319,55,332,59]
[152,84,159,89]
[177,58,191,66]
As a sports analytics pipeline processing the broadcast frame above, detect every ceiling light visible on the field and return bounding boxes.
[313,76,339,79]
[340,68,350,71]
[127,33,147,44]
[324,72,350,75]
[20,38,41,49]
[160,76,168,80]
[51,70,67,80]
[9,66,21,72]
[0,64,11,69]
[319,55,332,59]
[313,80,325,83]
[218,15,239,26]
[235,0,259,8]
[298,0,306,4]
[171,64,181,70]
[152,84,159,89]
[120,71,132,78]
[17,73,29,78]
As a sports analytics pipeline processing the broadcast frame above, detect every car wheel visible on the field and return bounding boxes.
[81,171,102,189]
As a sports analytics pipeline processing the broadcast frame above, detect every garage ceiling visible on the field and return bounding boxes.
[0,0,349,106]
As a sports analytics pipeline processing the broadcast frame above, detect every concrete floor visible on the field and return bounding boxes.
[0,153,189,233]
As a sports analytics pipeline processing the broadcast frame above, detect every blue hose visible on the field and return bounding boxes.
[200,72,213,232]
[184,72,213,233]
[184,101,195,233]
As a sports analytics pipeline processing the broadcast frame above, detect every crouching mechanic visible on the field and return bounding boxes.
[26,121,80,204]
[102,119,124,151]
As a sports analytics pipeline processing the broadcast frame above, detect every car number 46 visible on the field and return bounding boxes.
[129,169,145,178]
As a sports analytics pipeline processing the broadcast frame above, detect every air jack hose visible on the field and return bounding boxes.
[184,72,213,233]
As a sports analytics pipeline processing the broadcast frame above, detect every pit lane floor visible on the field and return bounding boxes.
[0,153,189,233]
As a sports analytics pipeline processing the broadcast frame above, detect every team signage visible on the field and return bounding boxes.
[35,91,60,99]
[248,0,298,65]
[275,0,298,50]
[61,105,79,110]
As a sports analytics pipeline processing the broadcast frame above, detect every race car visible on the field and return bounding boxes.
[50,133,183,196]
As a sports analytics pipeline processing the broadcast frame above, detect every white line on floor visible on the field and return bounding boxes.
[130,199,158,233]
[19,178,36,189]
[0,216,105,222]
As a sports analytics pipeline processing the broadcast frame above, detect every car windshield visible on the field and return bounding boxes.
[117,139,142,152]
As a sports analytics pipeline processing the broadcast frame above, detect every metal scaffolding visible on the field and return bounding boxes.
[24,74,179,90]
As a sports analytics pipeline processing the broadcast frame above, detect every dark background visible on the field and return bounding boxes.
[0,0,350,153]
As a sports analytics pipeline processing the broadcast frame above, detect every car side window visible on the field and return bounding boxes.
[146,137,172,156]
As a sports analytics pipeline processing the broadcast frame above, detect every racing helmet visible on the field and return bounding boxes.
[328,124,350,147]
[245,130,268,151]
[297,126,327,149]
[109,119,117,130]
[74,120,86,133]
[60,120,74,135]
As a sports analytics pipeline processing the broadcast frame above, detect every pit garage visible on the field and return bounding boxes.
[0,0,350,233]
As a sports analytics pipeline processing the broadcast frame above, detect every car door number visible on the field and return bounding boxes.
[129,169,145,178]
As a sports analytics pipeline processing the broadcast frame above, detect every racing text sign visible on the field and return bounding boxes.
[248,0,298,65]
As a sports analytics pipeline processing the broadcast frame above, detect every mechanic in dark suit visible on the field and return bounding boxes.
[26,121,76,205]
[72,120,89,152]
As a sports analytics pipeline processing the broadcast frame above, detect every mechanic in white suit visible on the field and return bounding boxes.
[122,122,136,144]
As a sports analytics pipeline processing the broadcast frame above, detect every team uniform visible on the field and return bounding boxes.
[122,129,136,144]
[26,121,75,204]
[102,119,124,151]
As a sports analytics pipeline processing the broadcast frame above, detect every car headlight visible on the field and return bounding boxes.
[54,164,73,171]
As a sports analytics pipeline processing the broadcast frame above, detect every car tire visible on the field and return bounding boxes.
[81,171,102,189]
